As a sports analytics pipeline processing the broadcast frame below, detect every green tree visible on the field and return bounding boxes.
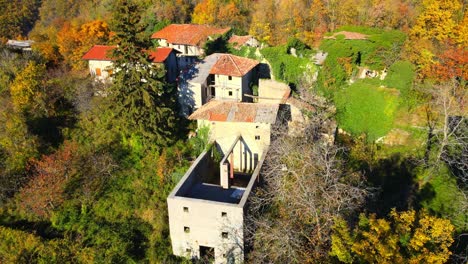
[107,0,175,147]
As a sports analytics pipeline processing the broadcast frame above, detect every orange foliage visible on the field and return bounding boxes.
[57,20,110,71]
[430,46,468,82]
[18,142,78,218]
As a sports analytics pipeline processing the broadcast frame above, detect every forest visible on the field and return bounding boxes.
[0,0,466,263]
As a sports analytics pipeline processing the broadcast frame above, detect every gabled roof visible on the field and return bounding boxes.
[82,45,177,63]
[228,35,253,48]
[189,100,279,124]
[148,47,179,63]
[151,24,230,46]
[82,45,116,61]
[210,54,259,77]
[324,31,368,40]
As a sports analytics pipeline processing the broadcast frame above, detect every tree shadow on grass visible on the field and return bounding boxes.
[364,154,419,217]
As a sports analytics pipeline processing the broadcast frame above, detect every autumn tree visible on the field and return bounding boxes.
[152,0,194,24]
[17,142,78,218]
[429,46,468,82]
[57,20,111,70]
[9,61,47,114]
[406,0,463,79]
[247,108,368,262]
[249,0,276,44]
[191,0,249,31]
[331,209,455,263]
[192,0,218,25]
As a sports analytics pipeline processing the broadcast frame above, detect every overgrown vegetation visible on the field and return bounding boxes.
[0,0,466,263]
[260,45,316,86]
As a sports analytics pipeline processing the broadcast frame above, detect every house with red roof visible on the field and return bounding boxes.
[178,53,259,115]
[151,24,230,70]
[82,45,180,83]
[81,45,116,82]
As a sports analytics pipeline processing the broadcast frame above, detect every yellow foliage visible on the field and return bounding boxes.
[352,214,403,264]
[410,0,461,42]
[0,226,42,262]
[9,62,46,113]
[192,0,217,25]
[331,210,455,263]
[453,12,468,46]
[408,211,454,264]
[249,18,272,44]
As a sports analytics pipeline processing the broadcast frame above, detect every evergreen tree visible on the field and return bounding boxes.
[107,0,175,147]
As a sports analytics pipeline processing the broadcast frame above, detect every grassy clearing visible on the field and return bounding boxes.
[335,80,399,141]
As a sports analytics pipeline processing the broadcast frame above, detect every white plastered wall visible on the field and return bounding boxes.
[168,198,244,264]
[88,60,113,81]
[214,74,242,101]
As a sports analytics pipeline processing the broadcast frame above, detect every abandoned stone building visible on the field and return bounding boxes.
[167,60,307,263]
[178,53,260,116]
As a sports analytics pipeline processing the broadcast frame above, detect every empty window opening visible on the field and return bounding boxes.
[228,76,232,80]
[228,91,233,96]
[183,207,189,212]
[211,86,216,97]
[222,212,227,217]
[222,232,228,239]
[200,246,215,262]
[184,226,190,233]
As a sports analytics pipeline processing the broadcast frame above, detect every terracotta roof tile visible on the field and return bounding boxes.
[82,45,116,61]
[189,100,278,124]
[148,47,178,63]
[209,113,227,121]
[151,24,230,46]
[82,45,176,63]
[209,54,259,77]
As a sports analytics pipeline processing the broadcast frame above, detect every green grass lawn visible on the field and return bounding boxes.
[335,80,399,141]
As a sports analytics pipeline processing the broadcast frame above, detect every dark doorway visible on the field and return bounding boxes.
[200,246,215,263]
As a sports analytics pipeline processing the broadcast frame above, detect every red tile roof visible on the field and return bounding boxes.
[148,47,177,63]
[82,45,176,63]
[82,45,116,61]
[324,31,368,40]
[151,24,230,46]
[210,54,259,77]
[228,35,252,49]
[189,100,279,124]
